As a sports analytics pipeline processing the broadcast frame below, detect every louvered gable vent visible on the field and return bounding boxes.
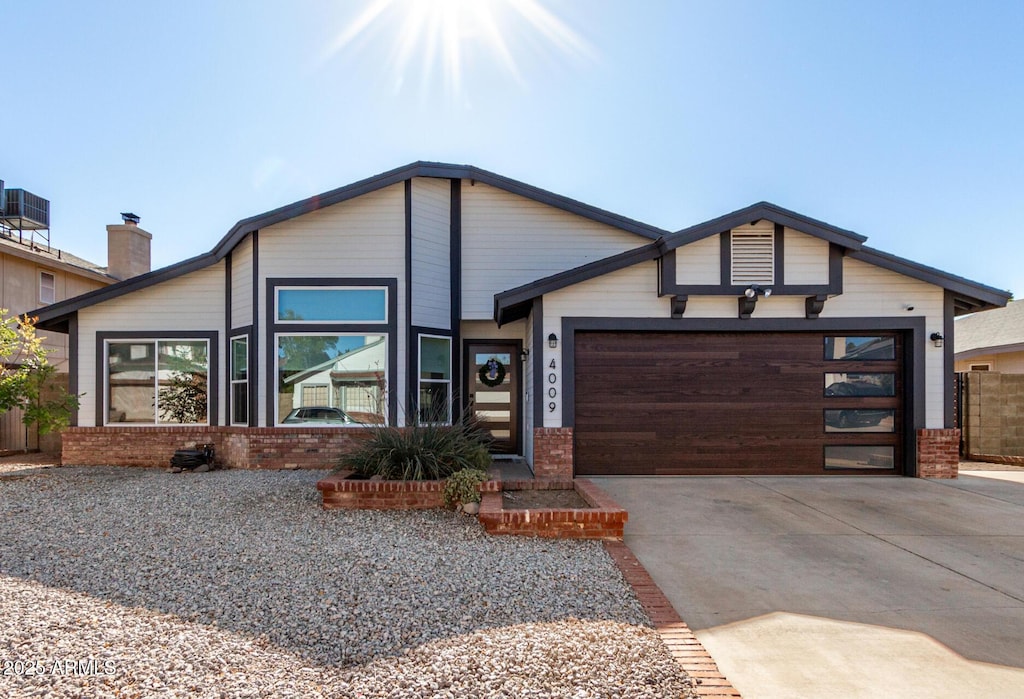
[731,230,774,285]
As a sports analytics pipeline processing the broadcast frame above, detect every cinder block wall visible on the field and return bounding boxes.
[962,371,1024,458]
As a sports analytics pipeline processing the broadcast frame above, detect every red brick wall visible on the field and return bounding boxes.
[317,473,448,509]
[62,426,371,469]
[917,428,960,479]
[533,427,573,479]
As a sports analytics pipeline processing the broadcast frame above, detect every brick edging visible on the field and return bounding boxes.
[604,541,740,698]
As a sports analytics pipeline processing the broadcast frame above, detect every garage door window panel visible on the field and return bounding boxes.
[824,336,895,361]
[824,373,895,397]
[825,445,895,470]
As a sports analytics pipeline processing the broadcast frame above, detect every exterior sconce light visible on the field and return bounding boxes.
[930,332,944,348]
[548,333,558,349]
[744,284,773,298]
[519,348,530,362]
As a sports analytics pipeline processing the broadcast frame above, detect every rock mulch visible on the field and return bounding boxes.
[0,465,697,698]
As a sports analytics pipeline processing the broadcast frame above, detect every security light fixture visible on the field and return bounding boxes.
[548,333,558,349]
[744,284,772,298]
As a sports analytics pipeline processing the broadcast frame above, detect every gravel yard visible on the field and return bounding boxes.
[0,460,696,698]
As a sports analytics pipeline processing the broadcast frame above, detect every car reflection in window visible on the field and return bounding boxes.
[282,407,362,425]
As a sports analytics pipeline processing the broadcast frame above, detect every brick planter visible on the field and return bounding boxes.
[316,471,453,510]
[917,428,960,479]
[478,479,627,539]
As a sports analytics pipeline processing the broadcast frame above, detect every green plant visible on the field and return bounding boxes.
[338,407,492,481]
[443,467,489,507]
[0,311,79,435]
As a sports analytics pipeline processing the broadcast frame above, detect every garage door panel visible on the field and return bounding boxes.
[574,331,903,476]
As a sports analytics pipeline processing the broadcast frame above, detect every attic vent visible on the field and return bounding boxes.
[731,231,774,285]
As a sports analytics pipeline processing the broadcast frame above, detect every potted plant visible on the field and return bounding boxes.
[443,468,489,515]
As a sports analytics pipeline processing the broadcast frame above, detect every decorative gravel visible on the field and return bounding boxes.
[0,465,696,698]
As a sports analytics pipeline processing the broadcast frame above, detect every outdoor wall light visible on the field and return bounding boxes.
[520,348,530,362]
[548,333,558,349]
[930,332,944,348]
[744,284,773,298]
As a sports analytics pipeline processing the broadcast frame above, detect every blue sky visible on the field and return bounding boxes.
[4,1,1022,296]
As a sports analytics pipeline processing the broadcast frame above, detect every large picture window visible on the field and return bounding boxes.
[107,339,209,425]
[276,334,387,425]
[276,287,387,323]
[230,336,248,426]
[418,335,452,424]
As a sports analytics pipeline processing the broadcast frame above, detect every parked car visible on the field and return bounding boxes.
[282,407,361,425]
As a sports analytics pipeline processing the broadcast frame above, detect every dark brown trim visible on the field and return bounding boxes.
[829,243,844,294]
[251,231,259,424]
[775,223,785,285]
[450,179,463,418]
[405,179,414,417]
[719,232,731,286]
[264,277,398,427]
[944,290,956,429]
[95,330,220,428]
[224,250,232,427]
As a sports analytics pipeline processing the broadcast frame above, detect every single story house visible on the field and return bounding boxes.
[32,162,1010,477]
[955,300,1024,373]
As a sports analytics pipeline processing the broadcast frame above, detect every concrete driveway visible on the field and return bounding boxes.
[592,472,1024,699]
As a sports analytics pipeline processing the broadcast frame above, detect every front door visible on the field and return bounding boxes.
[465,342,520,454]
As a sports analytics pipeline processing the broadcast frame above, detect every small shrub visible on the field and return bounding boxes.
[338,409,492,481]
[443,468,489,507]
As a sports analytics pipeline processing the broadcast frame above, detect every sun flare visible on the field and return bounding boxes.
[323,0,595,95]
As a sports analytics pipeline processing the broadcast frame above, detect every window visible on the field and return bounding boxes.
[730,230,774,285]
[107,339,209,425]
[824,409,895,433]
[970,363,991,372]
[824,336,895,361]
[39,271,56,305]
[419,335,452,423]
[825,446,895,470]
[824,373,895,397]
[230,336,248,426]
[276,334,386,425]
[276,287,387,323]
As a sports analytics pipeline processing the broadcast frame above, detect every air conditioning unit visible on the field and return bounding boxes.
[1,188,50,229]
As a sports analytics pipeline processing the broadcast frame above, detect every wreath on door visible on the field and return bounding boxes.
[478,357,507,387]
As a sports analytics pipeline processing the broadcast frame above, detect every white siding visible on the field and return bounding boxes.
[411,178,451,330]
[257,184,406,426]
[542,261,668,427]
[675,235,720,285]
[824,257,946,427]
[461,182,645,319]
[230,234,254,328]
[77,263,226,426]
[784,228,829,285]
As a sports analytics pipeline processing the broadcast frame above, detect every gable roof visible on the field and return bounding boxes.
[955,300,1024,358]
[494,202,1011,324]
[664,201,868,252]
[33,162,669,332]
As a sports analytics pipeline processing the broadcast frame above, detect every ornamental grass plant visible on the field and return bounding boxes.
[338,406,492,481]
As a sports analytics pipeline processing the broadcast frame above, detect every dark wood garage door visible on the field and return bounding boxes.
[574,332,903,476]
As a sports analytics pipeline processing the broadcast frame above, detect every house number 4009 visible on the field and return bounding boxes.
[548,359,557,412]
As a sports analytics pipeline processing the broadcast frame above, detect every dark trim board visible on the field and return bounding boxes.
[560,316,927,477]
[95,330,220,428]
[944,291,955,429]
[450,179,463,418]
[264,277,398,427]
[68,315,79,427]
[405,179,414,419]
[532,297,545,427]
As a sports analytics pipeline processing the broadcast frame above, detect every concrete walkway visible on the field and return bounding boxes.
[593,472,1024,699]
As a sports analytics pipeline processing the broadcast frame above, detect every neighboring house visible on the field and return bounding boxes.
[954,300,1024,373]
[0,182,151,452]
[31,162,1010,477]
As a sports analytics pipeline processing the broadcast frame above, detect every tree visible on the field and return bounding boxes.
[0,311,79,436]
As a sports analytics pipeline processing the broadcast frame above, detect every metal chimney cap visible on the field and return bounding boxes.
[120,212,140,224]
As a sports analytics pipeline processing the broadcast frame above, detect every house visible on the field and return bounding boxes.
[31,162,1010,477]
[1,182,151,452]
[954,300,1024,373]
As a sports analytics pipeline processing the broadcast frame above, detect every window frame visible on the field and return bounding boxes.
[274,332,389,427]
[39,270,56,305]
[230,334,248,426]
[418,334,452,425]
[104,335,213,427]
[274,286,388,324]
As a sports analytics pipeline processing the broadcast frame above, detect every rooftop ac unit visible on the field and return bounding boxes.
[1,188,50,229]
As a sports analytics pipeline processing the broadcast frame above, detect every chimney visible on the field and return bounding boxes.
[107,212,152,280]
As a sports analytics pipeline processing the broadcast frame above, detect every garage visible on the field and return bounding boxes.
[573,331,904,476]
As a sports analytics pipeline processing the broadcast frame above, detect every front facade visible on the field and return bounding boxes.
[34,162,1010,476]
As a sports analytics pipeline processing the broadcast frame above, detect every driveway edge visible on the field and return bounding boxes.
[604,541,741,698]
